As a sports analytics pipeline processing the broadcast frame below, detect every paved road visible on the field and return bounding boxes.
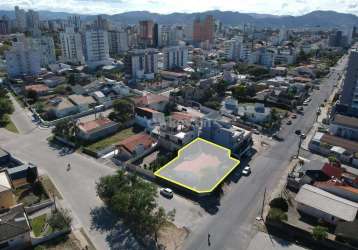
[183,58,347,250]
[8,94,36,134]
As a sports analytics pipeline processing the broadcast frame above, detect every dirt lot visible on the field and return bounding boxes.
[158,222,189,250]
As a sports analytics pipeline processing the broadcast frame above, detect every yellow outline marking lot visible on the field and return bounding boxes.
[154,137,240,194]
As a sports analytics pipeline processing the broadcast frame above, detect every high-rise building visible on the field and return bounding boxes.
[125,49,159,79]
[108,30,129,56]
[193,15,215,45]
[14,6,26,32]
[0,16,10,34]
[139,20,154,47]
[340,49,358,110]
[163,45,188,70]
[67,15,81,31]
[26,9,40,34]
[5,41,41,78]
[224,36,242,61]
[92,15,109,30]
[153,23,159,48]
[59,27,85,65]
[328,30,347,48]
[84,29,111,68]
[29,36,56,67]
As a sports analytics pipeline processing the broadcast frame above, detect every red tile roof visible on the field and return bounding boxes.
[321,163,345,179]
[133,94,168,106]
[315,180,358,194]
[78,118,114,133]
[25,84,49,93]
[117,133,155,154]
[170,112,200,121]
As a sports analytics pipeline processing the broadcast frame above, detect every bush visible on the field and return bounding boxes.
[312,226,328,241]
[267,207,288,222]
[48,209,72,231]
[269,197,289,212]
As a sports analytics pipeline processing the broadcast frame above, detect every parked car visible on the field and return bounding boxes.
[287,120,292,125]
[252,129,260,135]
[242,166,251,176]
[292,114,297,119]
[295,130,302,135]
[160,188,173,199]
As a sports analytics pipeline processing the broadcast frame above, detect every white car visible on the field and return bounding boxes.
[242,166,251,176]
[160,188,173,198]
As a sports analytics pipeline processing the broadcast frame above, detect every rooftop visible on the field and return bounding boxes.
[295,184,358,222]
[0,170,12,192]
[133,94,168,106]
[332,114,358,130]
[321,133,358,154]
[117,132,155,154]
[0,204,30,242]
[154,138,240,194]
[68,94,96,106]
[78,118,116,133]
[25,84,49,93]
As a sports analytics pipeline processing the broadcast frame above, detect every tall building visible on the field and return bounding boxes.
[5,41,41,78]
[0,16,10,34]
[59,27,85,65]
[193,15,215,45]
[26,9,40,34]
[92,15,109,30]
[224,36,242,61]
[84,29,111,68]
[153,23,159,48]
[163,45,188,70]
[125,49,159,79]
[29,36,56,67]
[67,15,81,31]
[14,6,26,32]
[138,20,154,47]
[340,49,358,110]
[108,30,129,56]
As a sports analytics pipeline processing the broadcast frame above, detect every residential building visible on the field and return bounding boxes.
[193,15,215,45]
[24,84,49,96]
[200,119,253,158]
[0,204,31,249]
[314,180,358,203]
[5,41,41,78]
[158,112,200,151]
[59,27,85,65]
[49,97,78,118]
[125,49,159,80]
[84,29,111,68]
[77,118,119,141]
[26,9,40,35]
[135,107,165,130]
[236,103,272,124]
[330,114,358,141]
[162,45,188,70]
[340,49,358,110]
[0,16,10,35]
[139,20,155,47]
[224,37,242,61]
[6,164,38,188]
[14,6,26,32]
[108,30,129,56]
[132,93,169,112]
[0,170,16,210]
[295,184,358,225]
[68,94,97,112]
[115,132,156,161]
[29,36,56,67]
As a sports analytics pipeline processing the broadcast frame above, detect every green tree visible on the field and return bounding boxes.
[267,207,288,222]
[27,89,38,104]
[312,226,328,241]
[232,85,247,99]
[48,209,72,231]
[67,74,76,86]
[109,99,134,124]
[96,170,175,240]
[269,197,288,212]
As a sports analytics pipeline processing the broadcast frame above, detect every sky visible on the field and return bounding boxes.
[0,0,358,16]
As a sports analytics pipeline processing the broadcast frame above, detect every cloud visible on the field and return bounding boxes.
[0,0,358,16]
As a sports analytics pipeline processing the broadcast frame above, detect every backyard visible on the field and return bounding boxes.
[85,126,140,152]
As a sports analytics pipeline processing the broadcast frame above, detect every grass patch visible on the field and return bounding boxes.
[85,127,138,152]
[30,214,53,237]
[2,114,19,133]
[40,175,63,200]
[15,183,49,206]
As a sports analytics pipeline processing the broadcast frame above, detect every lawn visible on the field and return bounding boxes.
[85,127,138,152]
[31,214,50,237]
[2,114,19,133]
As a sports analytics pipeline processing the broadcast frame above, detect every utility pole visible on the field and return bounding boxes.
[296,135,303,158]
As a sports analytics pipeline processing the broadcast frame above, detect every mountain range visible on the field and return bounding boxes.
[0,9,357,28]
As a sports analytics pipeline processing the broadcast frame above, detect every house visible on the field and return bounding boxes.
[135,107,165,130]
[314,180,358,203]
[115,133,156,161]
[237,103,272,124]
[270,66,287,76]
[0,204,31,250]
[200,119,253,158]
[132,94,169,112]
[295,184,358,225]
[6,164,38,188]
[49,97,78,118]
[68,94,97,112]
[329,114,358,141]
[0,170,16,210]
[158,112,200,151]
[24,84,49,96]
[42,76,66,88]
[77,118,119,141]
[309,132,358,163]
[91,91,110,104]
